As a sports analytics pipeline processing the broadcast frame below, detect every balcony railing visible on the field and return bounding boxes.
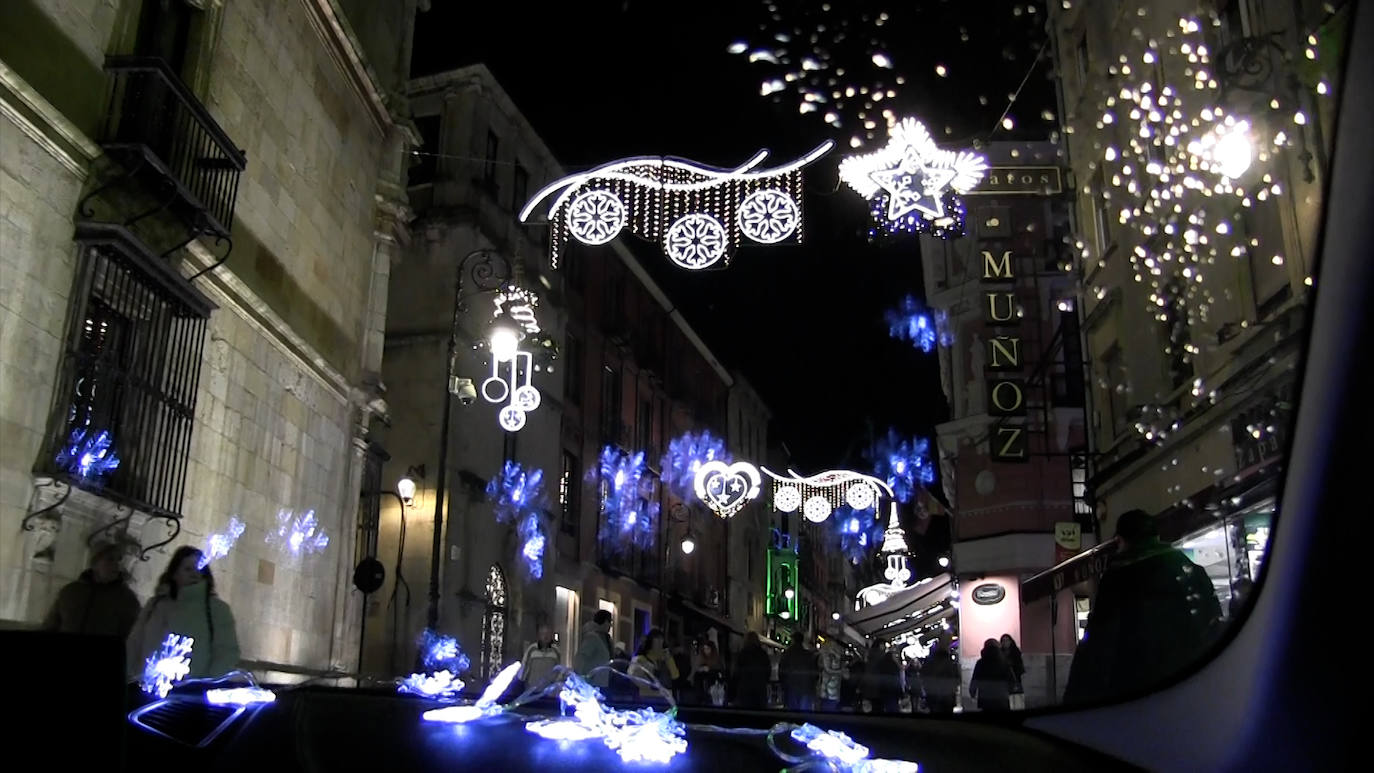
[98,56,246,238]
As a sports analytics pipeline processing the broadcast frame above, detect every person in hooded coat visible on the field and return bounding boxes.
[126,546,240,682]
[1064,509,1223,705]
[42,542,140,638]
[731,631,773,708]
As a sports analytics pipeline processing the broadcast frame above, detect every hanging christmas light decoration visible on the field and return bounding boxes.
[885,295,953,353]
[869,429,936,504]
[855,504,917,607]
[693,460,763,519]
[486,461,550,581]
[661,430,731,500]
[589,446,658,552]
[832,504,884,565]
[55,427,120,483]
[519,143,833,270]
[763,467,893,523]
[839,117,986,239]
[482,285,543,432]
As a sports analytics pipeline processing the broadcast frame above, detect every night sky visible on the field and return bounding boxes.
[411,0,1056,472]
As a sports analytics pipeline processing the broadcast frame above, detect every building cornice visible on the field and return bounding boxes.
[0,61,101,178]
[299,0,396,136]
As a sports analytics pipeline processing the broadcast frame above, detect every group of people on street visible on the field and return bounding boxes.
[42,543,242,688]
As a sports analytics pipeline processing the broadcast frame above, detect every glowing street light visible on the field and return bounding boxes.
[784,587,795,600]
[397,476,416,506]
[937,555,950,568]
[680,533,696,555]
[489,318,520,362]
[831,612,841,621]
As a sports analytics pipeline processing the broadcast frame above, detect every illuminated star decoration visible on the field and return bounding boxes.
[661,430,730,501]
[589,446,658,553]
[267,509,329,557]
[884,295,951,353]
[141,633,193,698]
[199,516,246,569]
[839,117,986,239]
[55,428,120,483]
[486,461,550,581]
[869,430,936,504]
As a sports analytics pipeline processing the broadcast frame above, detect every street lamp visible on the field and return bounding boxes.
[938,555,950,568]
[680,532,697,555]
[784,587,795,600]
[831,611,841,621]
[428,248,516,631]
[488,314,520,362]
[397,464,425,507]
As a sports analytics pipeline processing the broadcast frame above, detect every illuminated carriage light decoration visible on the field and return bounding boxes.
[839,117,987,239]
[481,285,543,432]
[518,141,835,270]
[693,460,763,519]
[763,467,893,524]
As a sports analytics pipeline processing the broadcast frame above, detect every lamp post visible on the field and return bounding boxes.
[427,248,514,632]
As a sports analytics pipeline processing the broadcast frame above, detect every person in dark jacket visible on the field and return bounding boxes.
[732,632,772,708]
[1000,634,1026,707]
[969,639,1013,711]
[778,636,818,711]
[1064,509,1223,705]
[921,640,959,715]
[42,542,141,638]
[864,642,904,712]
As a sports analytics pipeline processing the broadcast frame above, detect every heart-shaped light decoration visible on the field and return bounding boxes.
[693,460,762,518]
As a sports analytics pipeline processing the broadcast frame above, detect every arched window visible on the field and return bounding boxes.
[481,563,507,679]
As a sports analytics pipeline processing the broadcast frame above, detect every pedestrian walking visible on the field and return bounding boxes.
[572,609,614,687]
[628,628,679,702]
[969,638,1012,712]
[126,546,240,682]
[779,635,818,711]
[1000,634,1027,709]
[519,623,561,691]
[42,541,140,638]
[921,640,959,715]
[732,631,772,708]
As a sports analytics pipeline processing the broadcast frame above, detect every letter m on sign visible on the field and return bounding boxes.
[982,251,1013,282]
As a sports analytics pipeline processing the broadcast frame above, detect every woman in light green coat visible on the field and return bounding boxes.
[126,546,241,682]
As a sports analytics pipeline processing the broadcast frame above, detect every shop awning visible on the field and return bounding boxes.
[668,596,743,637]
[1021,541,1117,603]
[846,573,954,640]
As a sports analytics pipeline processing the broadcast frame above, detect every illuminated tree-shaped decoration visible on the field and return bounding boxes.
[1077,16,1309,441]
[840,117,986,239]
[520,143,834,270]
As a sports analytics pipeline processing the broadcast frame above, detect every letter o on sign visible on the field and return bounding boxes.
[991,381,1024,414]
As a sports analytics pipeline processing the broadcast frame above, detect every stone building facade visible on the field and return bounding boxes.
[0,0,422,676]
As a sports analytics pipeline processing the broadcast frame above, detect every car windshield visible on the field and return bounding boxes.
[2,0,1354,767]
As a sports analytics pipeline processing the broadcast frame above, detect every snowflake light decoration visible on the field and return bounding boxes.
[141,633,193,698]
[566,190,625,245]
[589,446,658,552]
[665,213,728,269]
[199,516,246,569]
[661,430,730,500]
[267,509,329,557]
[840,117,986,239]
[833,506,885,565]
[738,189,801,243]
[520,143,832,270]
[869,430,935,504]
[398,670,464,700]
[419,629,471,674]
[792,724,870,766]
[55,428,120,482]
[549,671,688,764]
[885,295,953,353]
[485,462,549,581]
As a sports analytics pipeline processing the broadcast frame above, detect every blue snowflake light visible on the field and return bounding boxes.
[267,509,329,557]
[398,670,464,700]
[55,428,120,482]
[589,446,658,553]
[869,430,936,504]
[419,629,471,674]
[833,506,885,564]
[141,633,193,698]
[867,191,967,240]
[199,516,246,569]
[661,430,729,500]
[486,461,549,580]
[546,670,688,764]
[884,295,952,353]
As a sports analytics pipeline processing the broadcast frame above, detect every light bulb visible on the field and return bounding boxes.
[680,536,696,555]
[938,556,950,568]
[784,588,795,600]
[1213,122,1253,179]
[779,611,791,620]
[832,612,841,621]
[397,476,416,505]
[489,326,519,362]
